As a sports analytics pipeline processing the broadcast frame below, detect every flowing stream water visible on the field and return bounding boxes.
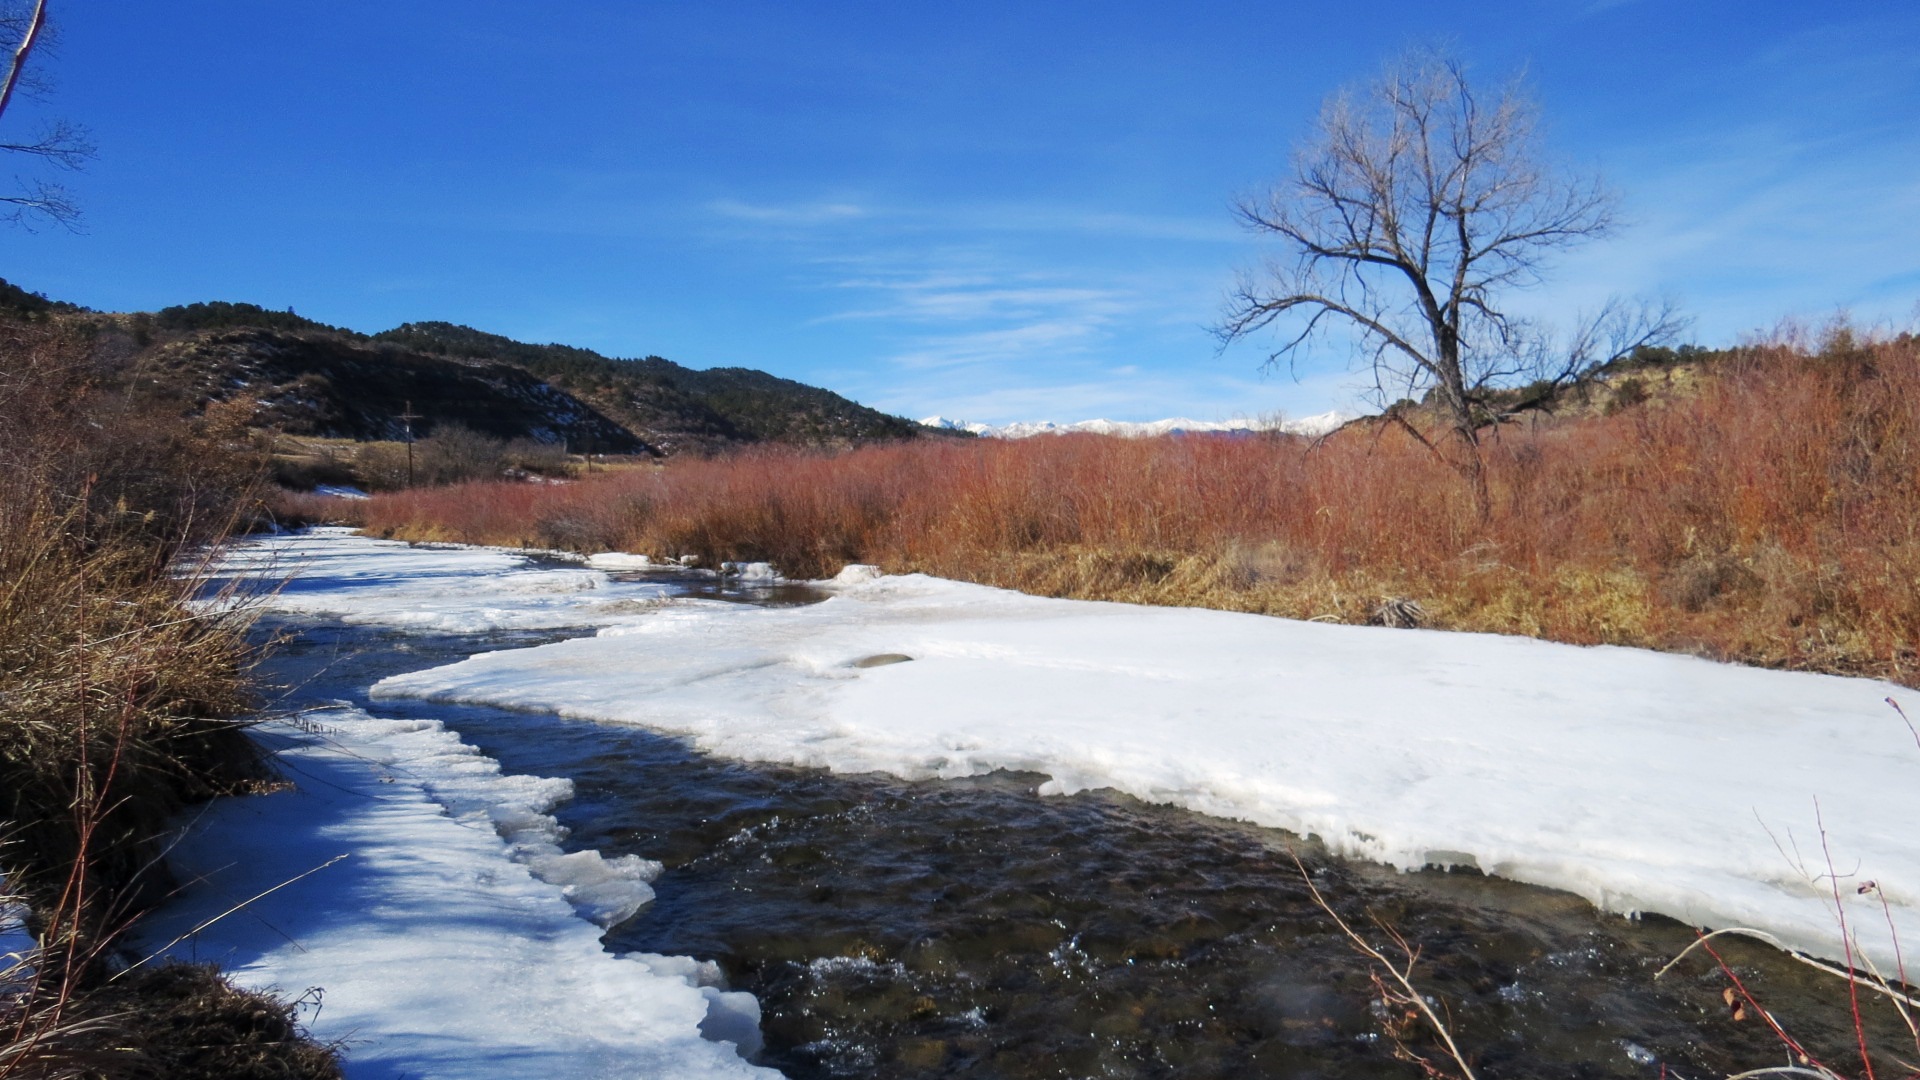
[246,571,1912,1080]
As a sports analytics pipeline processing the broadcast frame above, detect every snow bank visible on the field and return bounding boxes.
[204,529,1920,971]
[141,705,773,1080]
[334,711,662,928]
[585,551,654,571]
[210,528,673,633]
[312,484,370,500]
[367,567,1920,964]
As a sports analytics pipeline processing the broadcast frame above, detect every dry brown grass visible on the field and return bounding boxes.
[1,318,336,1080]
[0,488,264,920]
[0,321,267,928]
[96,963,341,1080]
[330,328,1920,685]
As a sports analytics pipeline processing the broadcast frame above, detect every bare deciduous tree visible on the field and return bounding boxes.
[1218,50,1683,514]
[0,0,92,230]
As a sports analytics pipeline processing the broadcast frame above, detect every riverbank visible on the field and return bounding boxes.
[217,531,1920,961]
[150,529,1920,1075]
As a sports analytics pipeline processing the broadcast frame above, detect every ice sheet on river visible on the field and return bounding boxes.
[289,531,1919,965]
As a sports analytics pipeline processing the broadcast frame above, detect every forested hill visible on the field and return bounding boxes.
[89,296,927,456]
[374,321,922,455]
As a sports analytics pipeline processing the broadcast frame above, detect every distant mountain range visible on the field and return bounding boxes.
[918,410,1356,440]
[0,279,1363,457]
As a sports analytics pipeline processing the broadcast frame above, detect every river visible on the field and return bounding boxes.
[236,561,1909,1079]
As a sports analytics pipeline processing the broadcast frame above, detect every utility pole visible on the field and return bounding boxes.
[398,400,422,487]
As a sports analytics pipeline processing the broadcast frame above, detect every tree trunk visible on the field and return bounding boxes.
[1458,434,1492,523]
[1435,342,1492,523]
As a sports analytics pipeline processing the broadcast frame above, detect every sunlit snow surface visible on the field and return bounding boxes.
[167,529,1920,1077]
[142,707,770,1080]
[209,529,676,633]
[151,530,772,1079]
[351,530,1914,964]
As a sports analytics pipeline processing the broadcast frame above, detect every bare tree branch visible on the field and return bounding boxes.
[0,0,45,122]
[0,0,87,231]
[0,118,92,168]
[0,174,75,229]
[1217,48,1682,515]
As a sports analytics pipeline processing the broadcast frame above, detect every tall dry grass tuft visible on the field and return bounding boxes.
[341,328,1920,685]
[0,486,263,930]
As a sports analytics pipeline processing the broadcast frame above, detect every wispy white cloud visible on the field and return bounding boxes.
[706,198,869,224]
[888,320,1111,370]
[961,206,1240,244]
[686,190,1351,422]
[703,195,1234,243]
[817,281,1127,325]
[1580,0,1647,15]
[1531,116,1920,342]
[820,259,1138,378]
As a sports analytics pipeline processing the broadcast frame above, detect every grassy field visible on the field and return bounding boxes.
[312,329,1920,687]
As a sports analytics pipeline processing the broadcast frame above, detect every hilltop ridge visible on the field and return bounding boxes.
[19,288,933,459]
[375,321,923,455]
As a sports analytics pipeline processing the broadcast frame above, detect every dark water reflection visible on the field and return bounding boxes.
[252,608,1912,1080]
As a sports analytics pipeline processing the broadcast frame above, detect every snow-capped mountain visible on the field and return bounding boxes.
[918,410,1355,440]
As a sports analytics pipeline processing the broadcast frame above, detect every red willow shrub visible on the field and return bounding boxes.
[345,332,1920,684]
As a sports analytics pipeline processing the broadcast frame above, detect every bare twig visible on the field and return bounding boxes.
[119,854,349,977]
[1289,849,1479,1080]
[1813,801,1880,1080]
[1656,929,1920,1013]
[1888,699,1920,756]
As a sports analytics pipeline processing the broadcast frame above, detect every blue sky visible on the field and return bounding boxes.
[4,2,1915,424]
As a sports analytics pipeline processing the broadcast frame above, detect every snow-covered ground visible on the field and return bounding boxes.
[142,706,773,1080]
[359,534,1916,964]
[153,531,776,1078]
[161,528,1920,1075]
[208,531,679,633]
[311,484,371,500]
[920,411,1354,439]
